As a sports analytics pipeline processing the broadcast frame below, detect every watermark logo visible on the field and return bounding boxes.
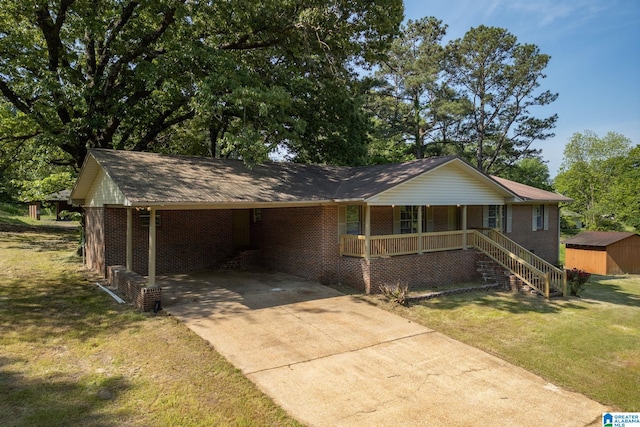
[603,412,640,427]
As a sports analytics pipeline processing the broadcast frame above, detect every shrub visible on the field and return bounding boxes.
[566,268,591,296]
[378,283,409,305]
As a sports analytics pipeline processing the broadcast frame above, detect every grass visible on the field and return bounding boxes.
[0,220,301,426]
[363,276,640,411]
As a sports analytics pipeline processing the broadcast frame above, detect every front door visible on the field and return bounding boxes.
[232,209,251,249]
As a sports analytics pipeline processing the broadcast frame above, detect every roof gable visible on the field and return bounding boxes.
[363,159,516,206]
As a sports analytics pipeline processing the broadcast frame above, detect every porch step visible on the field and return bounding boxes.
[476,254,510,288]
[219,249,260,271]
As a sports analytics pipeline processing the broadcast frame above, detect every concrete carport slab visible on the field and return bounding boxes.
[162,271,608,427]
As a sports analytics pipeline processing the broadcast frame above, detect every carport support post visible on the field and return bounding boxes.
[364,204,371,260]
[417,206,423,254]
[462,205,468,249]
[126,208,133,271]
[148,207,156,286]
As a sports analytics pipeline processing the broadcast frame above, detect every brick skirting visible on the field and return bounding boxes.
[339,249,481,293]
[107,265,162,312]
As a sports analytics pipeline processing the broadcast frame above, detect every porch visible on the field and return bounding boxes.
[340,229,567,298]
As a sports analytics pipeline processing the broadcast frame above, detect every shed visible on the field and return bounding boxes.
[27,189,82,220]
[563,232,640,275]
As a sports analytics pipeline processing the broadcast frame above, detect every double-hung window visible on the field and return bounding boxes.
[400,206,419,234]
[532,204,548,231]
[345,205,362,235]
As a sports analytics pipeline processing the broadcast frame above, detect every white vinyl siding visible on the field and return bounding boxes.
[86,170,126,207]
[366,161,507,206]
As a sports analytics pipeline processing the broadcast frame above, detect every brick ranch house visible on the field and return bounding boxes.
[71,149,571,306]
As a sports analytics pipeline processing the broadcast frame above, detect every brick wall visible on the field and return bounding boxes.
[370,206,393,235]
[368,250,479,292]
[257,206,326,281]
[507,204,560,264]
[336,250,479,293]
[85,207,105,275]
[103,208,234,276]
[107,265,162,312]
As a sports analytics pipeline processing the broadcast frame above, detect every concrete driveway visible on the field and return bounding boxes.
[162,270,608,427]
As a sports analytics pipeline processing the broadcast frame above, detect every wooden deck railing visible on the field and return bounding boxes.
[340,231,464,258]
[340,229,567,297]
[469,230,566,297]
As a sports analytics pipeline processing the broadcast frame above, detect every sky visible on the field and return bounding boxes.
[402,0,640,177]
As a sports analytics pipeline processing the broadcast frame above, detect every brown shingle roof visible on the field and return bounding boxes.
[563,231,637,247]
[83,150,466,205]
[90,149,346,204]
[78,150,576,207]
[491,176,573,202]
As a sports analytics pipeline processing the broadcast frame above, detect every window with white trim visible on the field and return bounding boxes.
[400,206,419,234]
[487,205,498,228]
[346,205,362,235]
[532,204,548,231]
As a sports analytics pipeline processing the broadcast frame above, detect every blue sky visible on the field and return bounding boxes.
[402,0,640,177]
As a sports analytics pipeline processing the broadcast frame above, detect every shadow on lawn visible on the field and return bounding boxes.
[0,273,146,343]
[0,355,132,426]
[581,275,640,308]
[406,290,591,314]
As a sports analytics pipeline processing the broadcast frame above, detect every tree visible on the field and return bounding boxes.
[445,26,558,174]
[497,157,552,191]
[554,131,633,230]
[368,17,462,160]
[608,145,640,230]
[0,0,403,169]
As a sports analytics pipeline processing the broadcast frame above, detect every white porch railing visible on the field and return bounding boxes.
[340,230,465,258]
[339,230,567,297]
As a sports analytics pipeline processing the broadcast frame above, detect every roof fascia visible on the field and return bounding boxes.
[69,151,100,205]
[120,199,336,210]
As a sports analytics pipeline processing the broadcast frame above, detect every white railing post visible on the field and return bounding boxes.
[462,205,468,249]
[364,205,371,260]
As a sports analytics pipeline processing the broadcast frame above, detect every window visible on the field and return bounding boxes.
[346,205,361,235]
[532,204,548,231]
[488,205,498,228]
[400,206,419,234]
[253,208,262,223]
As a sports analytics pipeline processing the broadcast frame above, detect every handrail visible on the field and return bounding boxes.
[340,231,464,258]
[470,230,566,297]
[340,230,567,298]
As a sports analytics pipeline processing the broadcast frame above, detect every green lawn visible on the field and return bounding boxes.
[0,219,300,426]
[364,276,640,411]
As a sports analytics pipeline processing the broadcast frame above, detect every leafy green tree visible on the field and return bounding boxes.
[0,0,403,169]
[445,26,558,174]
[368,17,461,160]
[554,131,633,230]
[497,157,553,190]
[608,145,640,230]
